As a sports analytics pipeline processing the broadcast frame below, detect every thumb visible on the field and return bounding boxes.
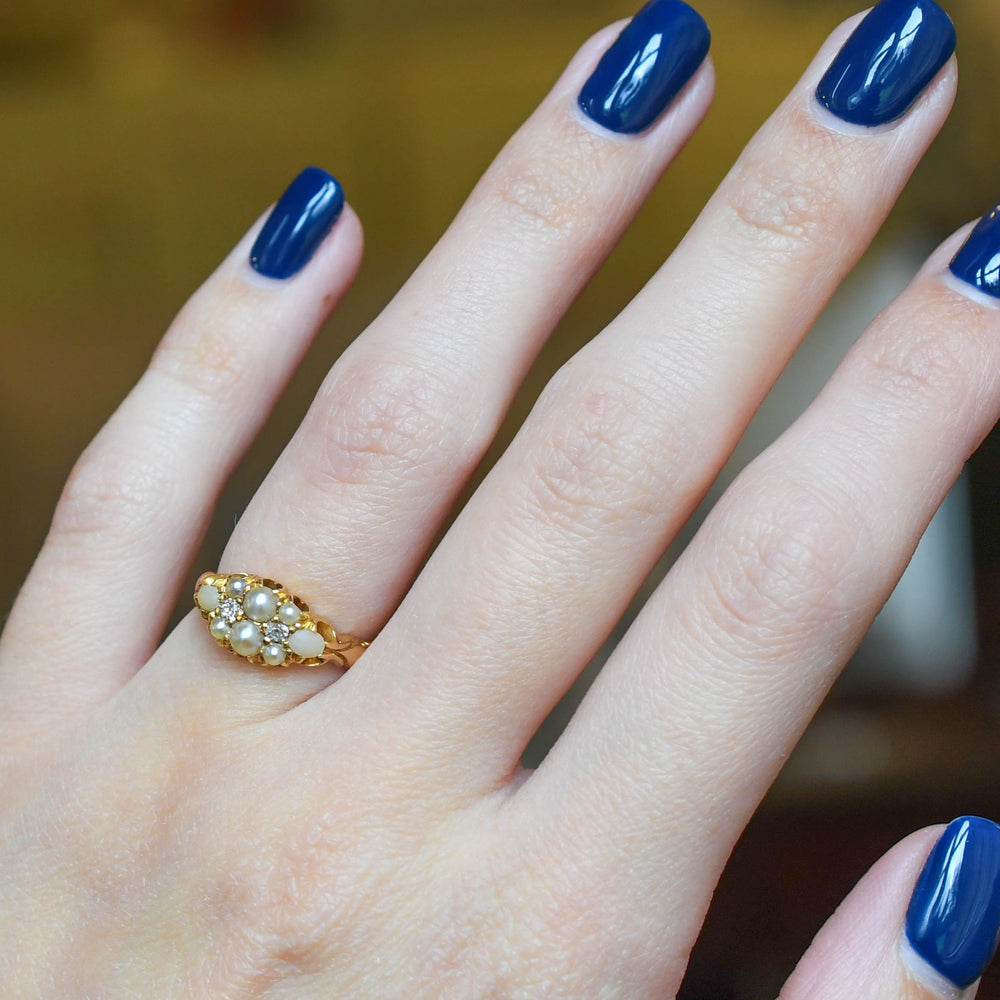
[781,817,1000,1000]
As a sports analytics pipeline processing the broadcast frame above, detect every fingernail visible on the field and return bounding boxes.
[905,816,1000,990]
[249,166,345,280]
[950,205,1000,299]
[815,0,955,127]
[578,0,710,135]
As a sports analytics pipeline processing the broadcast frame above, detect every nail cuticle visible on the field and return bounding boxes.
[940,268,1000,312]
[810,91,919,138]
[949,204,1000,300]
[900,935,975,1000]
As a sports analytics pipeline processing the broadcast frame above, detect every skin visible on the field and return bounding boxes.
[0,9,993,1000]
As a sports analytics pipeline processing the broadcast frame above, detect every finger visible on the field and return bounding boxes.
[348,2,958,778]
[782,820,1000,1000]
[0,169,362,726]
[522,220,1000,971]
[150,6,716,714]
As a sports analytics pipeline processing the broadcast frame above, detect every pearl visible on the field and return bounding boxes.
[262,644,286,666]
[277,602,302,626]
[226,576,249,599]
[243,586,278,623]
[209,617,231,641]
[229,620,263,656]
[197,584,220,611]
[289,628,325,658]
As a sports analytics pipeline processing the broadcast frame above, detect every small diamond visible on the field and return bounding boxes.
[218,598,240,624]
[264,621,290,644]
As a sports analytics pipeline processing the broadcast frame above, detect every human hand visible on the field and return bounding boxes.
[4,0,1000,997]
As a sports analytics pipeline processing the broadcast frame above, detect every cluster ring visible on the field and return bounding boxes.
[194,572,369,669]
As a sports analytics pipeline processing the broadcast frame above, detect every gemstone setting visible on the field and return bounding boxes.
[217,598,240,624]
[264,621,290,644]
[195,572,345,667]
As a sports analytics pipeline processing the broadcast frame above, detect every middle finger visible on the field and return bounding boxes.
[149,5,715,711]
[345,1,958,785]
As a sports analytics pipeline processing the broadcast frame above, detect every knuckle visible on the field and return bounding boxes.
[150,285,260,402]
[721,110,854,255]
[520,370,671,529]
[491,145,596,243]
[310,359,478,485]
[857,316,983,417]
[49,439,168,542]
[697,477,859,652]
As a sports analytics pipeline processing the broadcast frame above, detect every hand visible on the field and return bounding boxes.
[3,0,999,997]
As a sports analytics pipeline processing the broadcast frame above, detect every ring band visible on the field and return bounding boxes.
[194,572,369,669]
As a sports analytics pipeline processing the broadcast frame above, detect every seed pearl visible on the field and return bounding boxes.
[197,584,220,611]
[209,617,231,641]
[226,576,249,599]
[277,602,302,626]
[289,627,325,659]
[243,586,278,623]
[261,644,286,666]
[229,620,263,656]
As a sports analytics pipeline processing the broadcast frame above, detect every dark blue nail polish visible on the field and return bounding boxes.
[249,166,345,280]
[906,816,1000,989]
[578,0,710,135]
[815,0,955,127]
[950,205,1000,299]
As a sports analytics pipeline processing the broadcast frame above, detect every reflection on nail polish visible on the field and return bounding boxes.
[250,166,345,280]
[578,0,710,135]
[815,0,955,127]
[950,204,1000,299]
[905,816,1000,989]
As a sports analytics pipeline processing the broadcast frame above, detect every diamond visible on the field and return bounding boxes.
[264,622,290,644]
[218,598,240,624]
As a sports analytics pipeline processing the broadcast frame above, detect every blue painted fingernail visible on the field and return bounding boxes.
[578,0,710,135]
[905,816,1000,989]
[950,204,1000,299]
[249,166,345,280]
[815,0,955,127]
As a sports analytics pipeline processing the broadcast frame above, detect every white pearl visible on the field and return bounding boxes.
[289,628,325,658]
[243,586,278,623]
[277,602,302,626]
[226,576,249,599]
[209,617,231,640]
[262,644,286,666]
[229,620,263,656]
[197,584,220,611]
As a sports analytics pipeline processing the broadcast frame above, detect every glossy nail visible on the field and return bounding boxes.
[950,204,1000,299]
[815,0,955,127]
[578,0,710,135]
[250,166,345,280]
[905,816,1000,989]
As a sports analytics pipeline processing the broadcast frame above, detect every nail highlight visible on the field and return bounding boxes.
[905,816,1000,990]
[815,0,955,127]
[950,204,1000,299]
[250,166,345,280]
[577,0,710,135]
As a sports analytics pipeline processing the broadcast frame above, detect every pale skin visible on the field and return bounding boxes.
[0,8,993,999]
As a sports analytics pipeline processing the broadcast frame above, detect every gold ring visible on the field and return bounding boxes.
[194,572,369,669]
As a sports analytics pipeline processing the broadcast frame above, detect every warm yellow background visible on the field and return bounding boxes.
[3,1,1000,994]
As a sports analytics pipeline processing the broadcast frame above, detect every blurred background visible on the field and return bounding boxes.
[3,0,1000,994]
